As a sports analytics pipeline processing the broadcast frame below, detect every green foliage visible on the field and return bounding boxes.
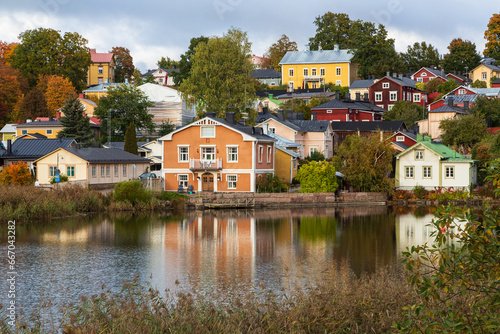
[472,95,500,127]
[306,150,325,161]
[156,191,188,201]
[10,28,91,91]
[473,134,500,183]
[296,161,338,193]
[421,77,441,93]
[94,85,154,141]
[441,38,481,74]
[437,78,459,94]
[401,42,441,72]
[483,157,500,198]
[471,79,487,88]
[111,46,135,82]
[399,205,500,332]
[263,34,298,71]
[158,120,175,137]
[412,185,429,199]
[157,56,179,70]
[123,122,138,155]
[113,180,151,204]
[383,101,423,128]
[256,173,288,193]
[49,174,69,184]
[171,36,209,87]
[180,28,256,119]
[57,97,94,147]
[439,114,487,150]
[334,133,394,192]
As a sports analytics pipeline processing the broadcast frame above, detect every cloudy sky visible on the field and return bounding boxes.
[0,1,497,72]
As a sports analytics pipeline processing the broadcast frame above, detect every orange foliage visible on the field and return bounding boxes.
[0,162,32,185]
[40,75,77,115]
[484,13,500,58]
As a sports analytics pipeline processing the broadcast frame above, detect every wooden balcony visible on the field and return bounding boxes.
[189,158,222,171]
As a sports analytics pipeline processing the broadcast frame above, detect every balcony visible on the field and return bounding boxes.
[189,158,222,171]
[303,75,323,82]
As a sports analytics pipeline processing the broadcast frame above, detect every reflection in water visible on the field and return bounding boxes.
[0,207,440,324]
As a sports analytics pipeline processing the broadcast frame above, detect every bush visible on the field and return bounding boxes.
[49,174,69,184]
[256,174,288,193]
[0,162,32,185]
[306,150,325,162]
[114,180,151,204]
[412,185,429,199]
[392,189,413,200]
[296,161,338,193]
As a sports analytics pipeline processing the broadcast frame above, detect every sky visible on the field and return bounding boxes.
[0,0,497,73]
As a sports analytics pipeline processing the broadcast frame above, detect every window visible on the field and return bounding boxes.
[336,80,341,86]
[123,165,127,177]
[98,78,103,84]
[201,126,215,138]
[445,166,455,178]
[309,146,318,156]
[405,166,414,178]
[158,78,163,83]
[289,68,294,77]
[258,146,263,163]
[390,91,397,101]
[423,166,432,179]
[311,68,317,76]
[269,127,276,134]
[114,165,118,177]
[202,147,215,160]
[66,166,75,177]
[303,68,309,76]
[396,136,405,142]
[388,105,394,110]
[179,174,188,188]
[227,146,238,162]
[49,166,56,177]
[92,166,96,178]
[46,129,53,135]
[267,146,272,163]
[415,150,424,160]
[336,67,341,76]
[482,72,487,80]
[320,68,325,76]
[289,81,294,89]
[421,72,427,77]
[417,78,423,82]
[98,66,103,75]
[293,159,297,170]
[375,92,382,102]
[327,109,332,113]
[22,130,27,135]
[101,166,105,177]
[106,165,110,177]
[227,175,237,189]
[382,82,389,89]
[413,93,421,102]
[178,146,189,162]
[270,82,276,86]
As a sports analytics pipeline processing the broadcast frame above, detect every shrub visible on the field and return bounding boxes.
[49,174,69,184]
[296,160,338,193]
[392,189,413,200]
[412,185,429,199]
[306,150,325,162]
[0,162,32,185]
[256,174,288,193]
[114,180,151,204]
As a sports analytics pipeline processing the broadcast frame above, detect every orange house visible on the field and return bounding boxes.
[159,112,275,192]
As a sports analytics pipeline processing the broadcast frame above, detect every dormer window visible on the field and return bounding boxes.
[382,83,389,89]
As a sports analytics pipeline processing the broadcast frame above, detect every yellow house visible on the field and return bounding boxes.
[417,100,468,140]
[34,147,151,186]
[279,45,359,90]
[87,49,115,87]
[261,126,300,184]
[0,124,16,141]
[16,119,63,139]
[469,60,500,88]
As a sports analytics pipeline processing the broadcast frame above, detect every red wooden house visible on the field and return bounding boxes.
[310,95,386,121]
[411,67,447,84]
[369,75,426,110]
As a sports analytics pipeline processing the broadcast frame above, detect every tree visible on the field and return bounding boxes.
[111,47,135,83]
[484,13,500,61]
[333,133,394,192]
[157,56,179,69]
[441,38,481,74]
[471,79,487,88]
[437,78,459,94]
[383,101,423,128]
[39,75,77,115]
[94,85,154,141]
[180,28,256,118]
[170,36,209,87]
[10,28,91,91]
[422,78,441,93]
[308,12,404,78]
[472,95,500,127]
[158,120,175,137]
[296,160,338,193]
[401,42,441,72]
[21,87,50,120]
[439,114,487,150]
[399,206,500,332]
[0,162,32,185]
[262,34,298,71]
[0,62,28,125]
[124,122,138,155]
[57,97,94,147]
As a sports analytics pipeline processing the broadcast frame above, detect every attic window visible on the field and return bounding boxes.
[396,136,405,142]
[421,72,427,76]
[382,83,389,89]
[201,126,215,138]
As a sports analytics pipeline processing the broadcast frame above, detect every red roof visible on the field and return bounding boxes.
[488,127,500,134]
[90,49,113,63]
[88,117,102,125]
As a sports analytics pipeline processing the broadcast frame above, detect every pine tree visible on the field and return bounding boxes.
[57,97,94,147]
[124,122,138,155]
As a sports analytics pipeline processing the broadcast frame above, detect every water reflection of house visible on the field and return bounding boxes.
[395,213,435,254]
[41,219,115,243]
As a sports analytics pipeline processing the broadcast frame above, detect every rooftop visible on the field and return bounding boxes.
[279,49,354,65]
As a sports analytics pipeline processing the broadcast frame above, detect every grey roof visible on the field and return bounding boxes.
[251,69,281,79]
[206,116,275,141]
[330,121,406,132]
[483,63,500,72]
[275,91,336,99]
[279,49,354,65]
[392,142,410,151]
[1,138,76,159]
[0,124,16,133]
[349,79,375,89]
[428,105,469,114]
[63,148,151,163]
[265,132,301,148]
[256,112,302,131]
[288,120,331,132]
[256,88,326,98]
[104,142,148,150]
[17,120,62,127]
[18,133,47,139]
[83,82,130,93]
[164,68,180,74]
[444,95,477,104]
[276,145,300,158]
[311,99,386,112]
[420,67,446,78]
[469,87,500,97]
[140,69,156,78]
[399,131,417,141]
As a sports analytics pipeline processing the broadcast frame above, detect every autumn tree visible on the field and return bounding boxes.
[0,162,32,185]
[170,36,209,86]
[471,79,487,88]
[296,160,338,193]
[0,62,28,125]
[484,13,500,61]
[21,87,50,120]
[157,56,179,69]
[333,133,394,192]
[383,101,423,128]
[439,114,487,150]
[180,28,256,118]
[94,85,154,141]
[123,122,138,155]
[401,42,441,72]
[262,34,298,71]
[111,46,135,82]
[38,75,77,115]
[10,28,91,91]
[441,38,481,74]
[57,97,94,147]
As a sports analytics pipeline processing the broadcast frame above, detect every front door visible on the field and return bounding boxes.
[202,173,214,192]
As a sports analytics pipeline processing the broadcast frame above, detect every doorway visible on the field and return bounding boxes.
[202,173,214,192]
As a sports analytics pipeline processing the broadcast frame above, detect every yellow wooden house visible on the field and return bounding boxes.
[469,59,500,88]
[279,45,359,90]
[87,49,115,87]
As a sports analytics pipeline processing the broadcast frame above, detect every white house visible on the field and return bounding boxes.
[395,139,477,190]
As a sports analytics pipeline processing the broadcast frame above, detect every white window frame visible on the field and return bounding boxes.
[415,150,424,160]
[309,146,319,156]
[405,166,414,179]
[421,72,427,77]
[178,174,188,188]
[388,105,394,111]
[178,145,189,163]
[423,166,432,179]
[114,165,119,177]
[49,166,56,177]
[390,91,397,101]
[336,80,341,86]
[123,165,127,177]
[311,68,317,76]
[258,145,263,163]
[98,66,103,75]
[417,78,423,82]
[267,146,272,163]
[445,166,455,179]
[382,82,389,89]
[46,129,53,135]
[66,166,75,177]
[396,136,405,142]
[458,89,465,95]
[201,146,216,161]
[92,166,96,178]
[227,145,238,163]
[201,126,215,138]
[482,72,487,80]
[336,67,341,76]
[327,109,332,113]
[375,92,382,102]
[101,166,105,177]
[303,68,308,76]
[269,127,276,134]
[320,68,325,76]
[106,165,110,177]
[227,175,237,189]
[289,68,294,77]
[413,93,421,102]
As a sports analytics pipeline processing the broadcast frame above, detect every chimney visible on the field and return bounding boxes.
[7,139,12,155]
[49,116,55,121]
[226,111,236,124]
[398,74,403,80]
[335,91,340,100]
[269,94,273,99]
[305,43,310,52]
[386,71,390,77]
[393,72,397,78]
[355,92,361,100]
[297,113,303,120]
[312,112,317,120]
[464,100,469,110]
[206,111,216,118]
[364,93,369,101]
[76,143,81,149]
[334,44,339,52]
[448,97,454,107]
[262,123,269,135]
[277,109,285,121]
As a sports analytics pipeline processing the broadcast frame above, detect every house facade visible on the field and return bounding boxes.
[349,79,375,99]
[251,69,282,87]
[395,139,477,190]
[16,119,100,140]
[411,67,447,84]
[0,124,16,141]
[279,45,359,90]
[160,113,275,192]
[311,97,385,122]
[469,59,500,88]
[369,75,426,110]
[387,131,417,152]
[87,49,115,87]
[418,98,468,140]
